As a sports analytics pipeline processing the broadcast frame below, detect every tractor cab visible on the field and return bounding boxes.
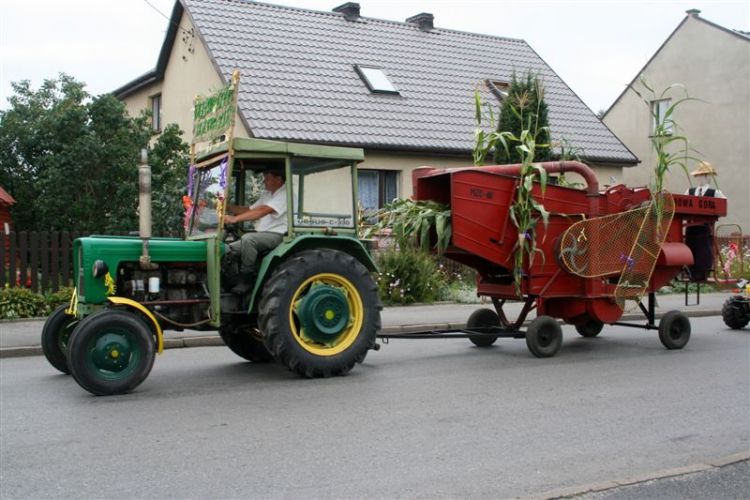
[186,137,365,242]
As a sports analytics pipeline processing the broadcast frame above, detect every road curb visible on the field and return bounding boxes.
[522,452,750,499]
[0,308,723,359]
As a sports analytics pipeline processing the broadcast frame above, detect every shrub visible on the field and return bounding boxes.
[0,286,49,319]
[44,286,74,309]
[375,247,445,305]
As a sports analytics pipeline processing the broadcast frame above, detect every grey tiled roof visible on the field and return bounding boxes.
[182,0,637,163]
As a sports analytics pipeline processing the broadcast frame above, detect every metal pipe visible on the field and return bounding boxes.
[138,149,157,270]
[482,160,600,198]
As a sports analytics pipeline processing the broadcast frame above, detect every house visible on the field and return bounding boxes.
[0,185,15,234]
[604,9,749,231]
[0,185,15,264]
[115,0,637,214]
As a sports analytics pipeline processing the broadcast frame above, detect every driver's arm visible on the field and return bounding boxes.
[225,204,275,224]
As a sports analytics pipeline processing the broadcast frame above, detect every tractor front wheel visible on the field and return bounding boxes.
[658,310,691,350]
[466,308,500,347]
[41,305,79,374]
[67,310,156,396]
[526,316,563,358]
[259,249,381,378]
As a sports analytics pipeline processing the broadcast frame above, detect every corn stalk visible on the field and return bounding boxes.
[365,198,452,253]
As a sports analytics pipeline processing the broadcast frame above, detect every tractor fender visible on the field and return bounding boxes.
[106,297,164,354]
[247,235,377,312]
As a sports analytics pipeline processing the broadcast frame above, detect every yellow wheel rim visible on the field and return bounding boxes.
[288,273,364,356]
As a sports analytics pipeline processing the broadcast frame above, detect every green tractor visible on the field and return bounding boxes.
[41,137,382,395]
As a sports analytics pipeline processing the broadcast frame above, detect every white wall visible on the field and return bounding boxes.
[605,15,750,229]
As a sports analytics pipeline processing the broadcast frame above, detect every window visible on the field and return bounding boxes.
[150,94,162,132]
[355,65,399,94]
[650,98,673,135]
[486,79,510,100]
[358,170,398,222]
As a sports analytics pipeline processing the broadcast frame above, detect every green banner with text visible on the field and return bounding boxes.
[192,79,237,144]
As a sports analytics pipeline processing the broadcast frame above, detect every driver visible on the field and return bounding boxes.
[224,167,287,294]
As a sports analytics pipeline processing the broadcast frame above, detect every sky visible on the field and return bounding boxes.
[1,0,748,113]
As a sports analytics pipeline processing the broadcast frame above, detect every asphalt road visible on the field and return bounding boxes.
[1,316,748,499]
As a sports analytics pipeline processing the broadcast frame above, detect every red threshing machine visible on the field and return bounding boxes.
[378,161,726,357]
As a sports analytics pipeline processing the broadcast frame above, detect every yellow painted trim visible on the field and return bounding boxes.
[65,288,79,316]
[288,273,364,356]
[106,297,164,354]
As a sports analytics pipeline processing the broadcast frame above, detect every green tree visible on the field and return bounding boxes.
[0,74,188,234]
[493,72,551,164]
[147,123,189,235]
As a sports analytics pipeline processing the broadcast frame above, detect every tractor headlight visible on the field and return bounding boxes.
[92,260,109,278]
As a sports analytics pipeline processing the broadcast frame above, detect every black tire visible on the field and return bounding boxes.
[466,308,500,347]
[41,305,79,374]
[575,319,604,338]
[67,309,156,396]
[721,296,750,330]
[526,316,563,358]
[658,310,691,350]
[258,249,382,378]
[219,324,273,362]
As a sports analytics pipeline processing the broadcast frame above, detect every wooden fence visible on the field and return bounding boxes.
[1,231,86,293]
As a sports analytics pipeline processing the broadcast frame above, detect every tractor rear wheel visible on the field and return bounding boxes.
[219,324,273,362]
[526,316,563,358]
[721,296,750,329]
[67,310,156,396]
[658,310,691,350]
[466,308,500,347]
[41,305,78,374]
[259,249,381,378]
[575,319,604,338]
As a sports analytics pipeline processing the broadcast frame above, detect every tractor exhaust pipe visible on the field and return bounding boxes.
[138,149,157,270]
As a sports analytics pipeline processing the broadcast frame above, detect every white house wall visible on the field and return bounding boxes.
[605,15,750,230]
[121,10,246,144]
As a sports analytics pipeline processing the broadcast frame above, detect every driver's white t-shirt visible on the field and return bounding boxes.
[252,185,287,234]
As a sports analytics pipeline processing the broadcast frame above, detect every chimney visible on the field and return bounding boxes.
[406,12,434,31]
[333,2,361,21]
[685,8,701,17]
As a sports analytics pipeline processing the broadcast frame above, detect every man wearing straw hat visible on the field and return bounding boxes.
[685,161,725,198]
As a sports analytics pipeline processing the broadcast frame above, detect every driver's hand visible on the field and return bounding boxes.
[225,214,237,224]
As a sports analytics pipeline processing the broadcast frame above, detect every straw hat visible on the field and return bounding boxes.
[690,161,717,176]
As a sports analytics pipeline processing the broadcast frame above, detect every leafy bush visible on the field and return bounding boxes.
[44,287,74,309]
[0,286,49,319]
[375,248,445,305]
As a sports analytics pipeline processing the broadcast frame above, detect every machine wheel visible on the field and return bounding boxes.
[67,309,156,396]
[258,249,381,378]
[219,325,273,362]
[526,316,563,358]
[658,310,691,350]
[466,308,500,347]
[41,305,79,374]
[575,319,604,338]
[721,296,750,329]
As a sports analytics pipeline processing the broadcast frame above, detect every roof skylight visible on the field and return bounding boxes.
[487,79,510,100]
[355,65,399,94]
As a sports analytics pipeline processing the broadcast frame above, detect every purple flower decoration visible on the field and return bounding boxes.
[187,165,196,195]
[620,253,635,271]
[218,158,228,190]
